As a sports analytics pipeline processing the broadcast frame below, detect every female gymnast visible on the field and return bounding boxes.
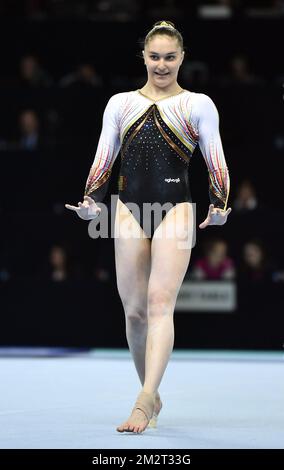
[65,20,231,434]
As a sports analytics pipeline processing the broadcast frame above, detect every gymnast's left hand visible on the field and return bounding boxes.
[199,204,232,229]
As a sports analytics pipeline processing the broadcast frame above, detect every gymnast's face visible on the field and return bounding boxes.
[143,36,184,89]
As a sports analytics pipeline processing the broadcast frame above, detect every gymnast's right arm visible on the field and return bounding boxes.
[65,94,121,220]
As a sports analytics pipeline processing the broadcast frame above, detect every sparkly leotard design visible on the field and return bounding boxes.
[117,101,195,238]
[84,89,230,238]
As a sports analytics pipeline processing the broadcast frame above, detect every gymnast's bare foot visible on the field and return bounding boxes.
[116,390,155,434]
[116,408,149,433]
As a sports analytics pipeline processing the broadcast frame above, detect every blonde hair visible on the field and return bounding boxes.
[144,20,184,52]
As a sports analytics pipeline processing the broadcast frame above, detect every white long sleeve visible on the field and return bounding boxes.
[84,93,122,202]
[192,93,230,210]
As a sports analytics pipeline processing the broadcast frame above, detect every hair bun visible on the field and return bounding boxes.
[143,20,184,52]
[153,21,175,30]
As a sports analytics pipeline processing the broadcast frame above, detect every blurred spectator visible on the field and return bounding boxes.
[17,110,41,151]
[42,244,83,282]
[190,238,236,280]
[233,179,258,212]
[238,239,272,282]
[49,245,69,281]
[58,64,103,89]
[0,110,42,151]
[0,108,60,152]
[219,54,266,86]
[230,55,257,84]
[18,55,53,88]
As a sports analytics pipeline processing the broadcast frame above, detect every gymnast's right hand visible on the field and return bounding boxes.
[65,195,101,220]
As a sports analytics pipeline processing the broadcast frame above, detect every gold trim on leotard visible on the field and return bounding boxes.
[137,89,198,153]
[152,107,191,163]
[137,88,186,103]
[121,103,192,164]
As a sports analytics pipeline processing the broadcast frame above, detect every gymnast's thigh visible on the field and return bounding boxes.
[114,198,151,305]
[149,202,193,299]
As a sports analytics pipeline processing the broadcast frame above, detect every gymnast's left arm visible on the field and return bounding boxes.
[196,94,232,228]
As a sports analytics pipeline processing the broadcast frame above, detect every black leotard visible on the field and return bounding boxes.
[84,89,230,239]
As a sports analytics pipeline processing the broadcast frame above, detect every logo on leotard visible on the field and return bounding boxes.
[164,178,180,183]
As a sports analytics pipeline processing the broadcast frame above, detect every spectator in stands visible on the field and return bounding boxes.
[17,110,41,151]
[190,238,236,280]
[219,54,265,86]
[0,110,42,151]
[48,245,69,281]
[230,55,258,84]
[2,108,58,151]
[43,244,83,281]
[19,54,53,88]
[58,63,103,89]
[233,179,258,212]
[238,239,272,282]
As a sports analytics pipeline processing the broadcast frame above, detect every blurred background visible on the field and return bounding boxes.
[0,0,283,350]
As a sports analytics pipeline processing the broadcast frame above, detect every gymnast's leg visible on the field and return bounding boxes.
[114,199,162,431]
[143,202,193,396]
[116,201,193,432]
[114,198,151,385]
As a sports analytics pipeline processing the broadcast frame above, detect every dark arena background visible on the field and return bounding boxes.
[0,0,283,454]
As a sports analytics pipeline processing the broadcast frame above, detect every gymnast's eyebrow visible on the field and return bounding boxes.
[148,51,177,55]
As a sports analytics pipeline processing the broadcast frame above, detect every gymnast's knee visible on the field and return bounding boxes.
[147,289,175,318]
[124,304,148,324]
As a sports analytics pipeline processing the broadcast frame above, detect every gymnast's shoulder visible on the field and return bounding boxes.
[185,90,219,121]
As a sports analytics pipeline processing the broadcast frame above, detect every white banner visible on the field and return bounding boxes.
[176,281,237,312]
